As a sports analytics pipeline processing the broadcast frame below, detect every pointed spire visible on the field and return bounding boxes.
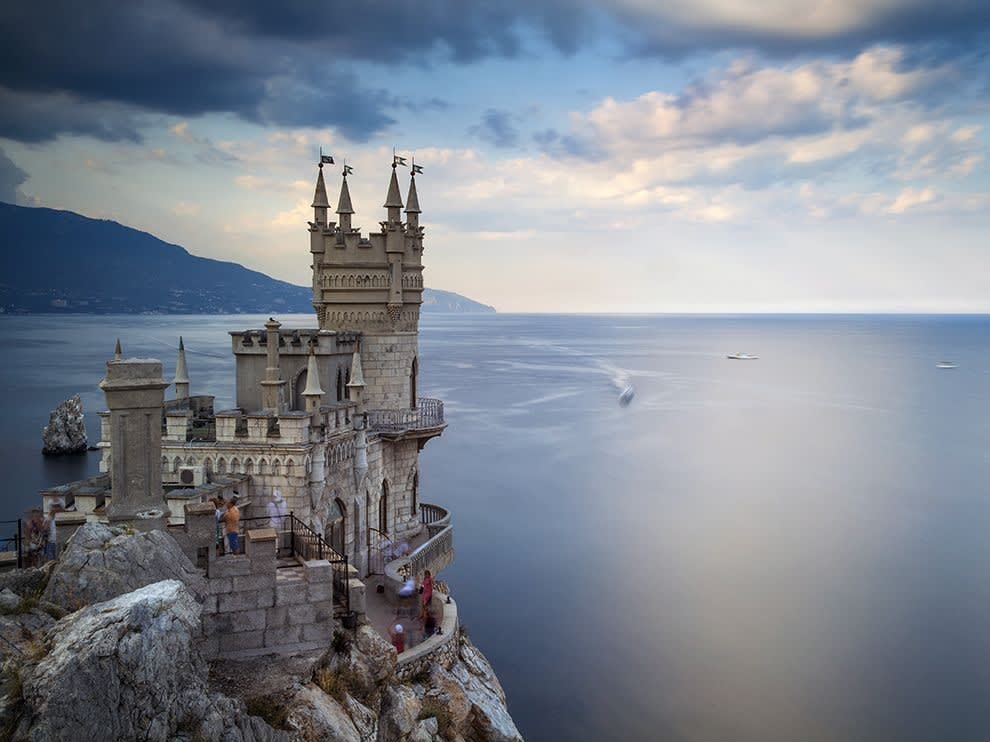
[114,339,122,360]
[337,173,354,215]
[405,172,421,214]
[384,163,403,210]
[346,347,365,390]
[174,338,189,381]
[302,346,324,397]
[312,164,329,208]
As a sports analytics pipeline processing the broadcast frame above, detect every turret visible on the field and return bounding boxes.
[384,162,403,225]
[347,346,368,484]
[337,169,354,232]
[405,167,421,230]
[173,336,190,399]
[259,317,286,413]
[301,345,324,415]
[114,339,122,361]
[312,163,330,227]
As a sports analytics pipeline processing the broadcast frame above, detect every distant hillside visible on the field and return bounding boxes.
[0,203,495,314]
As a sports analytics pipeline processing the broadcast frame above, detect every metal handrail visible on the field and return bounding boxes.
[287,512,350,617]
[0,519,22,569]
[365,397,444,433]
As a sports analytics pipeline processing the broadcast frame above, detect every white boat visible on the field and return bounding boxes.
[727,353,758,360]
[936,361,957,369]
[618,386,635,406]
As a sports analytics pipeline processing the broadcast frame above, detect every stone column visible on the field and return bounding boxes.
[99,357,170,530]
[260,318,287,413]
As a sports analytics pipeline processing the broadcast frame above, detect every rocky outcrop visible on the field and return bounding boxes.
[42,522,205,610]
[9,580,288,742]
[41,394,87,455]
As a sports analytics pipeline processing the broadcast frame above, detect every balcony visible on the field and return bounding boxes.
[365,397,445,438]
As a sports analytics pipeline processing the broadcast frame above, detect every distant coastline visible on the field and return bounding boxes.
[0,202,496,315]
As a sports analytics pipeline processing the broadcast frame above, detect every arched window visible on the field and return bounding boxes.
[352,500,361,556]
[412,470,419,516]
[410,357,418,409]
[379,480,389,534]
[217,457,227,474]
[336,368,344,401]
[327,497,346,556]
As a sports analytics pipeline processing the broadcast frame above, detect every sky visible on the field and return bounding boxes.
[1,1,989,313]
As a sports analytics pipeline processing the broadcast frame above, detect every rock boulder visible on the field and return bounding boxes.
[41,395,87,455]
[42,523,206,611]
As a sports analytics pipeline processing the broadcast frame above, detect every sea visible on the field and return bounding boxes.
[2,313,990,742]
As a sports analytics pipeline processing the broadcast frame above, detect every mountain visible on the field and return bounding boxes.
[0,202,495,314]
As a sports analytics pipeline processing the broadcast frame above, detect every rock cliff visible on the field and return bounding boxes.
[41,394,88,455]
[0,526,522,741]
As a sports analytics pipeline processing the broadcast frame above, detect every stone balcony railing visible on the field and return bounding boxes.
[365,398,444,434]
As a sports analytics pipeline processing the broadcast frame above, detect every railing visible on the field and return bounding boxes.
[0,519,22,569]
[419,503,449,528]
[365,398,444,433]
[232,513,351,616]
[288,513,350,617]
[407,524,453,580]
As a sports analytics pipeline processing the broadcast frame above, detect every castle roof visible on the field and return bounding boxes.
[384,165,403,209]
[312,166,330,208]
[405,174,421,214]
[337,175,354,215]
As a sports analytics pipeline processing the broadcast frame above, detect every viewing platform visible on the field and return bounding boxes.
[366,397,445,438]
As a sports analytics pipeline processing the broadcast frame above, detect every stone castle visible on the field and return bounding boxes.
[40,157,457,663]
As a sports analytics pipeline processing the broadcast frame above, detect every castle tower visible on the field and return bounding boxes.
[310,160,425,410]
[260,317,286,413]
[173,336,190,399]
[99,350,169,530]
[312,162,330,228]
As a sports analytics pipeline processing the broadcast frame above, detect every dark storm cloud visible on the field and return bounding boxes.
[0,0,987,145]
[0,0,589,144]
[0,148,28,204]
[469,110,521,149]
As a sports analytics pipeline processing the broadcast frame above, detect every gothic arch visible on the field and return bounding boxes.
[217,457,227,474]
[230,457,240,473]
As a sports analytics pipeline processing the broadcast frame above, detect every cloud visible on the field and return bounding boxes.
[172,200,201,216]
[0,147,28,204]
[469,109,521,148]
[607,0,990,58]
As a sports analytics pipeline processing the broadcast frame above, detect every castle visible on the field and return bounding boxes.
[40,157,456,661]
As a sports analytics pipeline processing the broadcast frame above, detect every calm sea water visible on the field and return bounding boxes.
[3,313,990,741]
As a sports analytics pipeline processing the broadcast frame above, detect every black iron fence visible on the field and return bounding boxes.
[0,519,22,569]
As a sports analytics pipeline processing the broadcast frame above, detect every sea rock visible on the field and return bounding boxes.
[42,522,205,611]
[41,394,87,455]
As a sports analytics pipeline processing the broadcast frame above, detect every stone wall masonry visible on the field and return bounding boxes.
[201,530,338,659]
[395,593,459,681]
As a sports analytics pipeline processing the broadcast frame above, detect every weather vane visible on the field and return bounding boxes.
[318,146,334,167]
[411,155,423,176]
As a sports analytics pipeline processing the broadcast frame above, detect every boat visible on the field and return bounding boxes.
[936,361,957,369]
[618,386,635,406]
[727,353,758,360]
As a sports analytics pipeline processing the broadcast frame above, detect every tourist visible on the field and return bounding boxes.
[221,496,241,554]
[398,574,417,598]
[212,496,226,554]
[419,569,433,619]
[423,609,437,638]
[389,622,405,653]
[25,509,47,567]
[266,489,287,532]
[44,502,63,563]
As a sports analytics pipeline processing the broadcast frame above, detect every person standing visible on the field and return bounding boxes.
[419,569,433,619]
[221,496,241,554]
